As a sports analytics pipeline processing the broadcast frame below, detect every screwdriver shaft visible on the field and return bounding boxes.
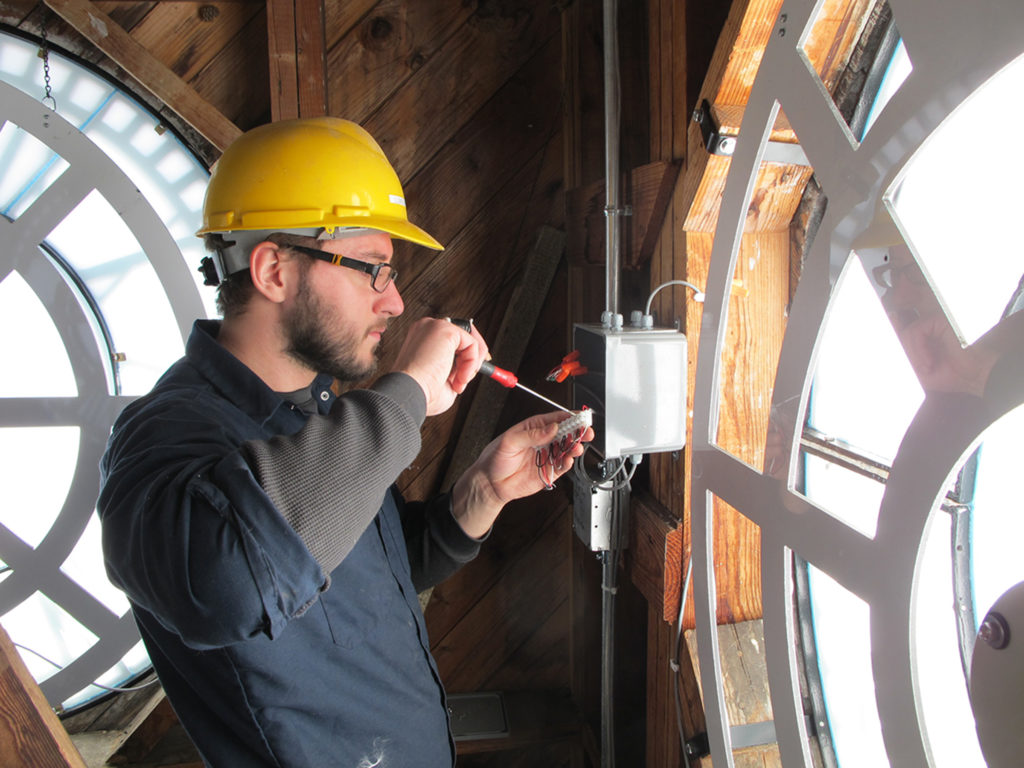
[513,381,573,414]
[446,317,573,414]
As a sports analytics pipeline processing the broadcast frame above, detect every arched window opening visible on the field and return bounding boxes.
[0,28,211,713]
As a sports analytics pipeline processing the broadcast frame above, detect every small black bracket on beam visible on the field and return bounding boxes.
[692,99,810,166]
[684,731,711,759]
[692,99,736,156]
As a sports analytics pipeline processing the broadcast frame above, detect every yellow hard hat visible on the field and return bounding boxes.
[197,117,442,250]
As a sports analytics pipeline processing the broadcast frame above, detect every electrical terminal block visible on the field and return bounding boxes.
[535,407,593,489]
[554,407,592,443]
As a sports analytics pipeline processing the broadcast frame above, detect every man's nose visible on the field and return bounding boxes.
[375,279,404,317]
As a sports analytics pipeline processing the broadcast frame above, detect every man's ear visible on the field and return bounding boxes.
[249,242,291,303]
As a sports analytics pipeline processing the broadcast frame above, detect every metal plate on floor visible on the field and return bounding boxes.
[447,691,509,741]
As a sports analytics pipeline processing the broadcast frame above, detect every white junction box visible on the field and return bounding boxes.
[571,323,687,459]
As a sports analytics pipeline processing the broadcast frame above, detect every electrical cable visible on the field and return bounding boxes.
[13,641,160,695]
[595,457,639,492]
[571,446,641,493]
[644,280,706,318]
[671,556,694,768]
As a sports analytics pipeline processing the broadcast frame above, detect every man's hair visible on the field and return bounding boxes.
[205,233,318,318]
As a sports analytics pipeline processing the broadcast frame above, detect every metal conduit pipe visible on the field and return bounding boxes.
[603,0,622,323]
[601,549,618,768]
[601,1,623,766]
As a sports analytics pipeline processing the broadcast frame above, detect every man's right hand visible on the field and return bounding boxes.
[392,317,489,415]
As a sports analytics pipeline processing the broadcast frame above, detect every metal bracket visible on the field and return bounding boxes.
[693,99,736,156]
[684,731,710,759]
[692,98,810,166]
[730,720,777,750]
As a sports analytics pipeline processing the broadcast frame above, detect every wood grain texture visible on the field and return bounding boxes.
[42,0,241,150]
[649,0,814,630]
[685,620,783,765]
[397,31,564,264]
[294,0,327,116]
[430,508,570,693]
[0,624,86,768]
[266,0,297,119]
[185,9,270,132]
[362,0,559,180]
[326,0,473,124]
[0,0,37,25]
[801,0,875,95]
[117,1,258,83]
[712,0,784,108]
[714,230,789,477]
[683,231,783,624]
[264,0,329,119]
[628,492,684,625]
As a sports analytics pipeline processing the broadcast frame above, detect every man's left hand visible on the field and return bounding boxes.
[451,411,593,538]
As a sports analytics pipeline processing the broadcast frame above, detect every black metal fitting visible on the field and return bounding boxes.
[684,731,710,759]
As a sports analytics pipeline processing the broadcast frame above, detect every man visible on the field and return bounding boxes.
[97,117,589,767]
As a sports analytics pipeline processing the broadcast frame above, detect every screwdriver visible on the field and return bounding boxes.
[447,317,572,414]
[478,360,572,414]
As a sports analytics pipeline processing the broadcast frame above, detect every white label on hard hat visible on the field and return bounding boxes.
[389,194,406,208]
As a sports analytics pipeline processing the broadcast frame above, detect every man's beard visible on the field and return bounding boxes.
[283,268,380,383]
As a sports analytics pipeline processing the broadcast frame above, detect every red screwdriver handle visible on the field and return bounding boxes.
[479,359,518,388]
[445,319,520,388]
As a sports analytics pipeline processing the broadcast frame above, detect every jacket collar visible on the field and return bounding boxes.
[185,319,336,425]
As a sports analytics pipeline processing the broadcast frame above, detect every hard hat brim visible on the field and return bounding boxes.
[338,217,444,251]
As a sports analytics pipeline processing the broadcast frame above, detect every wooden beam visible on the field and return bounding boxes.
[267,0,328,120]
[0,624,87,767]
[42,0,241,153]
[686,620,784,767]
[63,671,165,767]
[628,492,684,624]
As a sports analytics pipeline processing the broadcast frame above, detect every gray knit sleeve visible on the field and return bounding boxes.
[242,373,426,577]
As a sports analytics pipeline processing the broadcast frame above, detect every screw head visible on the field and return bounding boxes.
[979,611,1010,650]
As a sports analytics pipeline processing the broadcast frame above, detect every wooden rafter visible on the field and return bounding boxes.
[41,0,241,153]
[267,0,328,121]
[0,625,87,767]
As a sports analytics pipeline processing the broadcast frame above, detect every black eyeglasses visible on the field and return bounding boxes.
[286,244,398,293]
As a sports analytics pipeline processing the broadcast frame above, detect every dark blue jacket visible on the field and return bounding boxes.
[99,320,480,767]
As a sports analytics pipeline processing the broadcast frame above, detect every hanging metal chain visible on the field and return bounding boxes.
[39,14,57,112]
